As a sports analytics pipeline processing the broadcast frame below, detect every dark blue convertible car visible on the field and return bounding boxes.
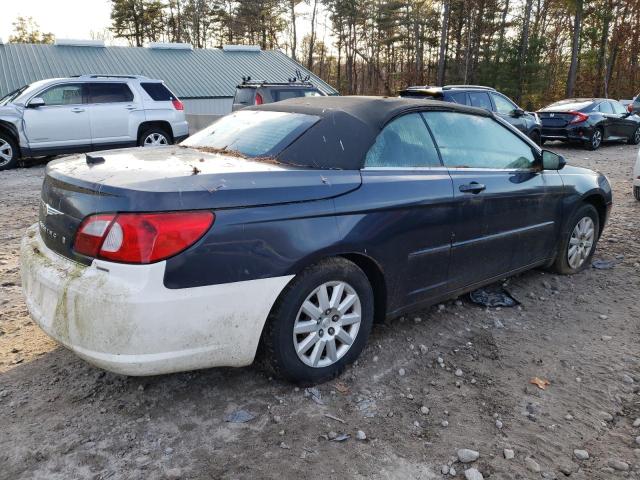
[21,96,612,384]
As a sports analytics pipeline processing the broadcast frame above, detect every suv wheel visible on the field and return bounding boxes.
[587,128,603,150]
[551,204,599,274]
[138,127,172,147]
[0,132,19,171]
[262,258,374,385]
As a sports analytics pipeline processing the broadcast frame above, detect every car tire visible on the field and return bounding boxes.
[138,127,172,147]
[0,132,19,171]
[529,130,541,146]
[551,203,600,275]
[586,127,603,150]
[634,186,640,201]
[628,126,640,145]
[261,257,374,385]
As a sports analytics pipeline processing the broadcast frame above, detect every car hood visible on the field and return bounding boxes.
[44,146,362,211]
[0,104,21,117]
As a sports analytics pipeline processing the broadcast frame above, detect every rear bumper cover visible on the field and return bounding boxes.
[541,124,595,142]
[20,224,292,375]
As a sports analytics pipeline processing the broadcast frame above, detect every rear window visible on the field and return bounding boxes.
[88,83,134,103]
[399,90,441,99]
[141,82,176,101]
[272,88,322,102]
[181,110,320,158]
[234,88,255,105]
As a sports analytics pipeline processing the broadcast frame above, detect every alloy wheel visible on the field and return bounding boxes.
[143,133,169,147]
[0,139,13,167]
[292,281,362,368]
[634,128,640,144]
[567,216,595,269]
[591,130,602,149]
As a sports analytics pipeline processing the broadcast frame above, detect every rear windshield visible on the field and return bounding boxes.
[141,82,176,101]
[272,88,323,102]
[400,90,441,99]
[234,88,255,105]
[540,100,594,112]
[181,110,320,158]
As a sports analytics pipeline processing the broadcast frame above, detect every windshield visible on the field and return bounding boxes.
[182,110,320,158]
[0,85,30,106]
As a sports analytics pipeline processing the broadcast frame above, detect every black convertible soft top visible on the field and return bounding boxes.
[248,96,493,170]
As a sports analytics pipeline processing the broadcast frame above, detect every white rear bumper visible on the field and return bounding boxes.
[20,224,293,375]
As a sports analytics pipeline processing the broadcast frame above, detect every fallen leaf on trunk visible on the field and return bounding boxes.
[530,377,551,390]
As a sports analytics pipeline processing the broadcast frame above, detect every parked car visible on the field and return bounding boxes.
[634,147,640,201]
[21,96,612,384]
[399,85,543,144]
[630,95,640,115]
[232,76,325,111]
[537,98,640,150]
[0,75,189,170]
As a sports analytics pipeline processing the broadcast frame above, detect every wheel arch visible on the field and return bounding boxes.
[581,193,608,236]
[137,121,174,142]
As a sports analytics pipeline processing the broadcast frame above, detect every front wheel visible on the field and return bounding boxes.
[628,126,640,145]
[551,204,600,274]
[262,258,374,384]
[0,132,19,171]
[586,128,603,150]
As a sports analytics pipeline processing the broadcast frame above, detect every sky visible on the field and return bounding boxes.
[0,0,324,48]
[0,0,113,42]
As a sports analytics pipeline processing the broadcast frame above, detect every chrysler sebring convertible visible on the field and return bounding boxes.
[21,97,612,384]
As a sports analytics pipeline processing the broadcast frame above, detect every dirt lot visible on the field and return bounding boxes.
[1,144,639,480]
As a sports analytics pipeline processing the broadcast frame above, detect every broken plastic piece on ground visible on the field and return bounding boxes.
[592,259,615,270]
[304,387,324,405]
[469,286,519,308]
[331,433,350,442]
[224,409,256,423]
[530,377,551,390]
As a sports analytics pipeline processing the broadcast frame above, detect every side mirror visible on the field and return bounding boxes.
[542,150,566,170]
[512,108,525,117]
[28,97,45,108]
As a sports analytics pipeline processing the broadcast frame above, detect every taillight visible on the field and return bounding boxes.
[568,111,588,124]
[255,93,263,105]
[628,104,634,113]
[74,211,214,264]
[172,98,184,110]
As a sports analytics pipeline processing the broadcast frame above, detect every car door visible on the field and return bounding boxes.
[422,111,564,290]
[338,112,454,311]
[610,100,637,138]
[87,82,140,147]
[595,101,618,138]
[22,83,91,151]
[490,92,527,133]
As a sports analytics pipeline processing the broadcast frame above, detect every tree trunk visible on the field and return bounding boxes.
[566,0,583,98]
[289,0,297,61]
[516,0,533,103]
[436,0,450,85]
[307,0,318,70]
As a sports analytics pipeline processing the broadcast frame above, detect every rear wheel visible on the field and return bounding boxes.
[138,127,172,147]
[0,132,19,171]
[262,258,374,385]
[628,126,640,145]
[634,186,640,201]
[551,204,599,274]
[586,128,603,150]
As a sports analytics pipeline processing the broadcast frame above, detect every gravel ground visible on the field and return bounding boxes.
[1,144,639,480]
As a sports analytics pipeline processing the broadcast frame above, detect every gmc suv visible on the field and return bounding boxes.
[399,85,543,144]
[0,75,189,170]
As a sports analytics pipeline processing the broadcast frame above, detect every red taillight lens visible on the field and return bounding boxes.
[568,111,588,124]
[74,211,214,264]
[172,98,184,110]
[629,104,634,113]
[255,93,263,105]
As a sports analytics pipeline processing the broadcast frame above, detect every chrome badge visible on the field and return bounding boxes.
[42,200,63,217]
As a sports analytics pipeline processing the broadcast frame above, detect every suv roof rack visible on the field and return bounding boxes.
[239,69,314,87]
[442,85,495,91]
[72,74,149,80]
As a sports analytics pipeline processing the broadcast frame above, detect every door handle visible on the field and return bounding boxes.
[125,105,136,110]
[459,182,486,194]
[71,108,85,113]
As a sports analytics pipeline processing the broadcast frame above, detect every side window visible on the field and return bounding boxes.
[422,111,536,170]
[365,113,441,168]
[634,96,640,105]
[490,93,517,114]
[88,83,134,104]
[468,91,492,110]
[597,101,613,114]
[140,82,176,101]
[448,92,469,105]
[38,84,84,106]
[611,101,627,114]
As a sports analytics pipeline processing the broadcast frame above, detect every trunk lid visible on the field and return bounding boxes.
[39,146,361,262]
[537,112,577,128]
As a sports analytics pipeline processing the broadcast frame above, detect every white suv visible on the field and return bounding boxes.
[0,75,189,170]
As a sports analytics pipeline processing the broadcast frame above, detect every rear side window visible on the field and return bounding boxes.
[234,88,255,105]
[88,83,134,103]
[39,84,84,106]
[597,102,613,113]
[140,82,176,101]
[491,93,517,114]
[447,92,468,105]
[468,91,492,110]
[634,96,640,105]
[181,110,319,157]
[365,113,440,168]
[610,101,627,114]
[422,111,536,170]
